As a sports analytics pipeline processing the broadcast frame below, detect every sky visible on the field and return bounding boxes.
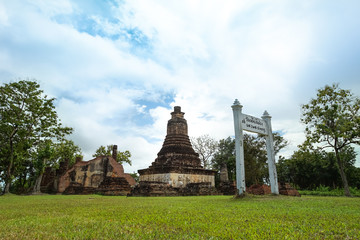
[1,0,360,173]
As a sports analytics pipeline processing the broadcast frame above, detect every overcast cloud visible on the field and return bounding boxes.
[1,0,359,172]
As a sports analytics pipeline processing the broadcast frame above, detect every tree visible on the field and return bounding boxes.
[277,148,334,189]
[92,145,132,166]
[53,139,82,168]
[212,133,288,186]
[190,134,218,169]
[0,80,73,194]
[31,139,82,194]
[243,134,268,186]
[31,140,54,194]
[212,137,236,181]
[277,145,358,190]
[129,172,139,183]
[272,133,290,156]
[7,139,82,194]
[301,83,360,196]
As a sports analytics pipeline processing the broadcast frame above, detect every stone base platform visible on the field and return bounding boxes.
[129,181,218,197]
[63,176,132,196]
[97,176,132,196]
[138,167,216,188]
[218,181,237,195]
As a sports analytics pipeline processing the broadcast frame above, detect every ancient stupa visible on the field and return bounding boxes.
[131,106,216,196]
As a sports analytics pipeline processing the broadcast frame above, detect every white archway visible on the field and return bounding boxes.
[232,99,279,195]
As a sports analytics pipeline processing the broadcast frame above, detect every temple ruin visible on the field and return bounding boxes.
[217,163,236,195]
[41,145,136,195]
[130,106,217,196]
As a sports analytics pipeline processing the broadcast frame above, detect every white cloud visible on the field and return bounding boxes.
[0,3,9,26]
[27,0,74,17]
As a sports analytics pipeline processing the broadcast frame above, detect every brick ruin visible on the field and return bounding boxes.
[130,106,217,196]
[278,182,301,197]
[217,163,236,195]
[244,183,300,196]
[247,184,271,195]
[40,145,136,195]
[40,159,69,193]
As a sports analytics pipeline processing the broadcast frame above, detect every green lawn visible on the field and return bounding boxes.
[0,194,359,239]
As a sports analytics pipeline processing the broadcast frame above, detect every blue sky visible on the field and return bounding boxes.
[1,0,359,172]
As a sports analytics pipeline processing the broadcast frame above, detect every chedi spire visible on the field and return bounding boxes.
[135,106,216,194]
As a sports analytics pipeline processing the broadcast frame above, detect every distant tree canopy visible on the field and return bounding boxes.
[92,145,132,166]
[277,145,360,190]
[211,137,236,182]
[211,133,288,186]
[0,80,77,194]
[301,83,360,196]
[129,172,139,183]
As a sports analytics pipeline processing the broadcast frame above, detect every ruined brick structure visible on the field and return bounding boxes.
[131,106,217,196]
[278,182,301,197]
[247,184,271,195]
[217,163,236,195]
[244,183,300,196]
[41,145,136,195]
[40,159,70,193]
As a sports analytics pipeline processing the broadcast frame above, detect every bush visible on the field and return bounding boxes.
[299,185,360,197]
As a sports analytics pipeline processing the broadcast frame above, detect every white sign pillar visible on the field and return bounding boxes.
[262,111,279,194]
[231,99,246,195]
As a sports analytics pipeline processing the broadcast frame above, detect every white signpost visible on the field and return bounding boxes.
[232,99,279,195]
[241,114,267,135]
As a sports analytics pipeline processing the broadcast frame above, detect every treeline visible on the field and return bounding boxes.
[277,146,360,190]
[191,133,360,190]
[192,84,360,197]
[196,134,360,190]
[193,134,288,187]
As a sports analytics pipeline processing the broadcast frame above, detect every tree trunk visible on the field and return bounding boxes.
[335,148,352,197]
[3,182,11,194]
[4,165,12,194]
[32,173,43,194]
[3,143,14,194]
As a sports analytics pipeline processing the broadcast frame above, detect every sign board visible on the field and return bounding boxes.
[241,114,267,135]
[232,99,279,195]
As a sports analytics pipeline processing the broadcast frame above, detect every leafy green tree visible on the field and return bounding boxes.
[130,172,139,183]
[212,137,236,181]
[301,83,360,196]
[277,148,334,189]
[53,139,82,168]
[0,80,73,194]
[277,145,358,190]
[32,140,54,194]
[212,133,288,186]
[347,167,360,189]
[8,139,82,194]
[190,134,218,169]
[31,139,82,194]
[272,133,290,156]
[92,145,132,166]
[243,134,268,186]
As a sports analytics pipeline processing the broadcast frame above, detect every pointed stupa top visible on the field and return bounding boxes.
[145,106,202,170]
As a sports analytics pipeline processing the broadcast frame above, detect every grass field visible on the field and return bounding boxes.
[0,194,359,239]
